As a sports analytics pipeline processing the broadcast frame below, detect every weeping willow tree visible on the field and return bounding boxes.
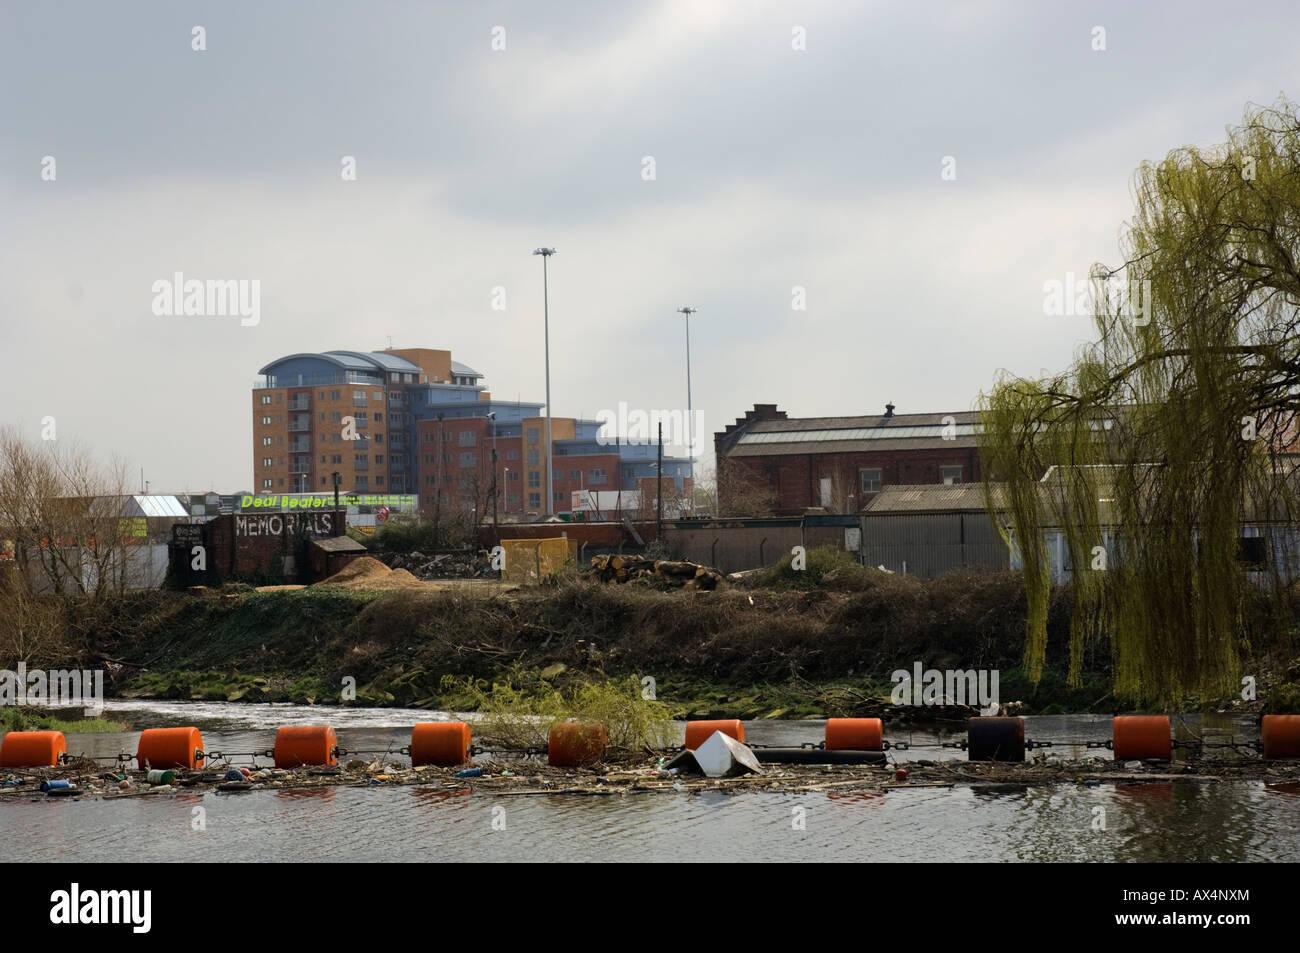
[981,97,1300,707]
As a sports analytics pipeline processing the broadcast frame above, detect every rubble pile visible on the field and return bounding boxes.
[383,550,496,580]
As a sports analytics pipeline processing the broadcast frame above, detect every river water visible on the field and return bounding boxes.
[3,701,1297,862]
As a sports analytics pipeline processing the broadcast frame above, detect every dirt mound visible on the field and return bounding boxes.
[318,556,431,591]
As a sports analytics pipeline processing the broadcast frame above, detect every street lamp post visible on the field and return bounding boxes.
[676,306,697,515]
[487,412,498,532]
[534,248,557,517]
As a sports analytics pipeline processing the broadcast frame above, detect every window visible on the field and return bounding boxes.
[860,468,882,493]
[375,455,384,464]
[527,449,539,466]
[376,476,384,485]
[459,430,476,447]
[554,491,564,503]
[330,411,341,422]
[459,452,477,468]
[526,429,538,444]
[262,436,273,446]
[588,468,606,485]
[568,470,580,480]
[390,372,399,382]
[261,395,272,405]
[528,493,541,508]
[262,457,272,467]
[330,390,340,400]
[374,392,383,402]
[941,466,962,485]
[423,432,434,443]
[262,478,273,488]
[374,413,382,422]
[375,433,383,443]
[424,454,435,464]
[508,470,519,481]
[528,472,540,488]
[319,413,325,421]
[261,416,272,425]
[320,455,326,463]
[507,449,519,461]
[331,454,343,464]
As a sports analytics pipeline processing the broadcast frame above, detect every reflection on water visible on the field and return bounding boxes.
[2,700,1295,862]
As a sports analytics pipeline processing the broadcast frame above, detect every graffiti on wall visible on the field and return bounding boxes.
[235,512,335,538]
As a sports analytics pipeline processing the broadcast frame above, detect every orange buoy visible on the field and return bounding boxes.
[0,730,67,767]
[684,719,744,751]
[1112,715,1172,761]
[547,722,607,767]
[136,726,204,770]
[1261,715,1300,760]
[273,726,338,767]
[825,718,883,751]
[410,722,471,767]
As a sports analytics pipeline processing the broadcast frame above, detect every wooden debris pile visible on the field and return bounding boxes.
[588,554,724,590]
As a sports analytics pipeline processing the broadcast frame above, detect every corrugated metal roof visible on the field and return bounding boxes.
[863,483,1001,513]
[450,361,482,378]
[131,495,190,518]
[737,423,981,445]
[727,436,979,457]
[311,536,369,552]
[748,411,982,434]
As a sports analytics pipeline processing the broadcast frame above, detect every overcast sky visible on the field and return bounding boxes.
[2,1,1297,492]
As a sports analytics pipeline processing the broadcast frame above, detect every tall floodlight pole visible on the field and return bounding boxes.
[676,306,697,515]
[534,248,557,516]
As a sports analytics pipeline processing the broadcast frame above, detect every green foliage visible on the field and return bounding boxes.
[759,545,866,589]
[440,665,677,753]
[365,518,467,554]
[0,708,127,733]
[981,97,1300,706]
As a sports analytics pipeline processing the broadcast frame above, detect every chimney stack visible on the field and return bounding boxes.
[884,402,896,418]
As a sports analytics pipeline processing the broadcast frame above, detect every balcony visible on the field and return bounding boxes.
[289,416,311,432]
[353,397,369,408]
[290,438,311,453]
[288,396,311,411]
[354,462,370,472]
[289,462,311,475]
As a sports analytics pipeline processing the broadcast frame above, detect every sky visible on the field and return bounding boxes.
[2,1,1298,493]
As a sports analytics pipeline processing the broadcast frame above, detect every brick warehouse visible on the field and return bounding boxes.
[715,403,983,516]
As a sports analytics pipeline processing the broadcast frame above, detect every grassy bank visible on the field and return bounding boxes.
[0,708,127,733]
[35,565,1293,717]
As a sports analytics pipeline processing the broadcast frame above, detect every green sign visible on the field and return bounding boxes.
[239,493,417,511]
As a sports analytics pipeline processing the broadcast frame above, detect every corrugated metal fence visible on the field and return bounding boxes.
[859,511,1006,578]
